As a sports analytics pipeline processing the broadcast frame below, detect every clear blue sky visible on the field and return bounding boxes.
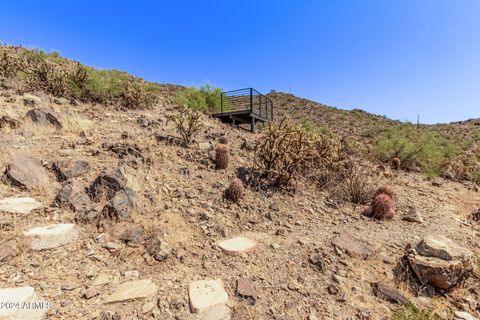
[1,1,479,124]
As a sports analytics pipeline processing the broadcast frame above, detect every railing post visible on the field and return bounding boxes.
[250,88,253,113]
[220,93,223,114]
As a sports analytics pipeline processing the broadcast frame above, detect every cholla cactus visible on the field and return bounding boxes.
[225,178,244,203]
[374,186,395,199]
[392,157,401,170]
[215,144,229,169]
[219,136,228,145]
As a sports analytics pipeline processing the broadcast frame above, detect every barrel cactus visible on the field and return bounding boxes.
[225,178,244,203]
[215,144,229,169]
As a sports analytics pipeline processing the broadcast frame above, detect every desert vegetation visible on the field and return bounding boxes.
[174,84,222,112]
[0,46,158,109]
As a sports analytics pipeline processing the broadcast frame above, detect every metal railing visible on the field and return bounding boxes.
[220,88,273,121]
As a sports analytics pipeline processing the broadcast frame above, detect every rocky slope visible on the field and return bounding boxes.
[0,60,479,319]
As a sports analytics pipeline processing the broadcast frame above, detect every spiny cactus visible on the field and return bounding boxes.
[392,157,401,170]
[215,144,229,169]
[368,193,395,220]
[225,178,244,203]
[219,136,228,145]
[374,185,395,199]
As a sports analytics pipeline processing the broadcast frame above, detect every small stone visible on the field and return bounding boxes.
[145,236,170,261]
[90,274,110,287]
[0,197,42,214]
[332,232,373,259]
[142,301,155,314]
[102,189,135,220]
[55,180,91,214]
[198,142,212,151]
[121,226,144,243]
[84,287,100,299]
[24,223,78,250]
[454,311,477,320]
[105,279,158,303]
[218,236,257,255]
[0,244,13,262]
[403,207,423,223]
[236,278,257,302]
[371,282,408,305]
[327,284,340,295]
[189,279,229,314]
[309,252,325,271]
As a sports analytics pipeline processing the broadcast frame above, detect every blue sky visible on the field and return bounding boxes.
[1,1,479,124]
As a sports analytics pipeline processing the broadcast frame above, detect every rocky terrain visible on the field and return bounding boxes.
[0,48,480,320]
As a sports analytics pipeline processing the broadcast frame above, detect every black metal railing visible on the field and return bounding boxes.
[220,88,273,121]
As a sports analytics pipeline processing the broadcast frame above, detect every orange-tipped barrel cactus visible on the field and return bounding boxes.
[215,144,229,169]
[225,178,245,203]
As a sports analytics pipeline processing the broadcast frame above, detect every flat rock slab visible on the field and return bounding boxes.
[0,197,42,214]
[332,232,373,259]
[3,155,50,190]
[24,223,78,250]
[0,286,45,320]
[105,279,158,303]
[218,237,257,255]
[189,279,229,314]
[416,235,473,261]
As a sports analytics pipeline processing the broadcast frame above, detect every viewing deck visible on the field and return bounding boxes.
[213,88,273,132]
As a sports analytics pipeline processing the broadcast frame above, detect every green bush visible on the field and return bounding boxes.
[174,84,221,112]
[0,46,157,109]
[392,304,440,320]
[374,124,459,176]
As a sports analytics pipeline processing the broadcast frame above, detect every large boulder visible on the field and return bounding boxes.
[407,236,474,291]
[25,109,63,129]
[55,180,100,223]
[88,168,128,201]
[88,168,135,221]
[3,155,50,190]
[52,159,90,181]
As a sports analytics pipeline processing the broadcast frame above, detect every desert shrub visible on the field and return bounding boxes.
[0,46,159,109]
[374,124,459,176]
[0,51,20,78]
[330,159,377,205]
[167,108,204,146]
[174,84,221,112]
[392,304,440,320]
[225,178,244,203]
[443,153,480,183]
[117,78,157,109]
[254,118,318,189]
[214,144,229,169]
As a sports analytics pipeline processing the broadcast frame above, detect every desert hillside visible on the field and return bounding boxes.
[0,45,480,320]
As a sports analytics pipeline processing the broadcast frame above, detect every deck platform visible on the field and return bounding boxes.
[213,88,273,132]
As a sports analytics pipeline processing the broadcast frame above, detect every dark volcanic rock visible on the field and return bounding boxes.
[53,159,91,181]
[371,282,408,305]
[3,154,50,190]
[88,169,128,201]
[55,180,91,213]
[145,236,170,261]
[0,115,20,129]
[102,189,135,220]
[26,109,63,129]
